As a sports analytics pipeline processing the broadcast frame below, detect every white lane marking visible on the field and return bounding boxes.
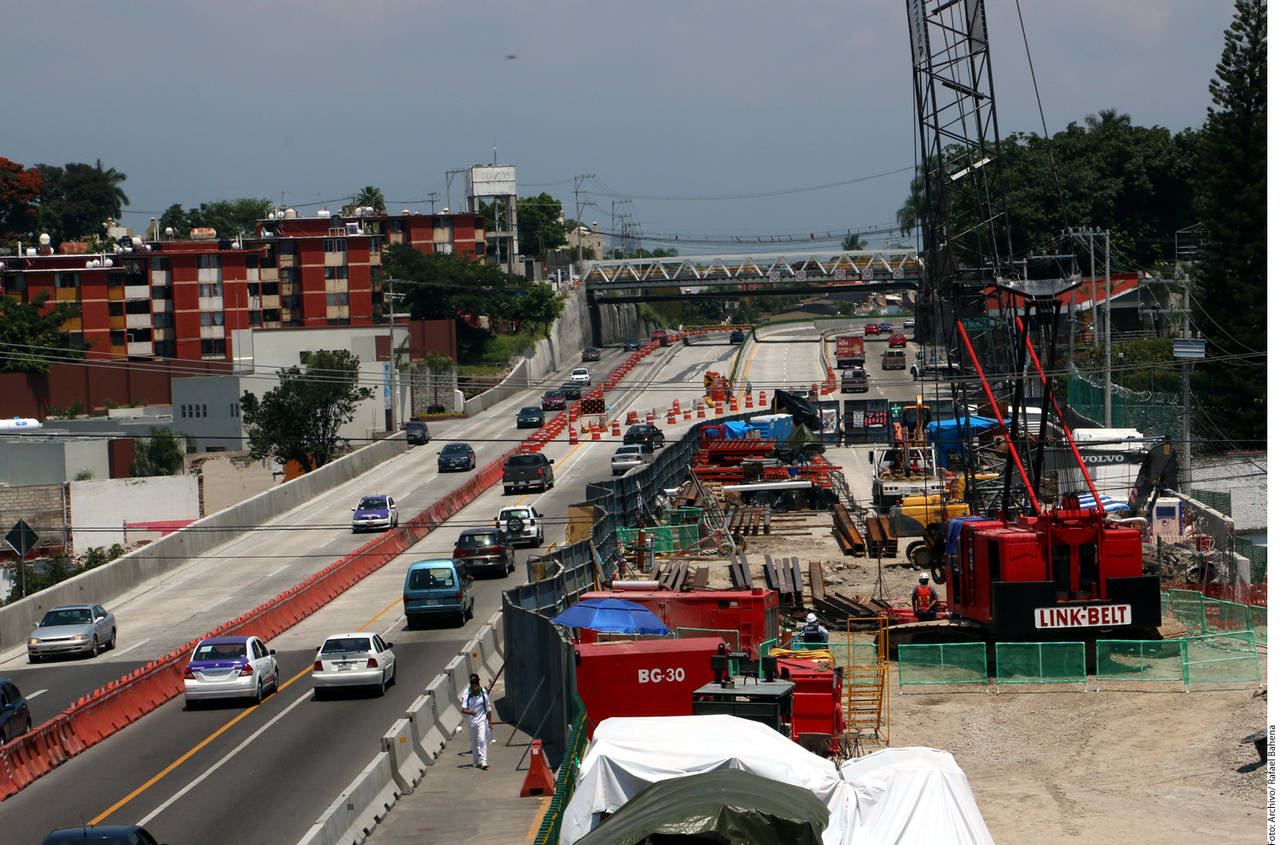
[266,564,291,578]
[137,689,312,826]
[381,618,403,639]
[25,688,47,700]
[113,639,151,657]
[207,597,231,610]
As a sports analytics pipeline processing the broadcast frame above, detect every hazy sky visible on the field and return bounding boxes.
[5,1,1237,255]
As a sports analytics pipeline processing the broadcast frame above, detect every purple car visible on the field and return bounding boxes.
[183,635,279,706]
[352,494,398,533]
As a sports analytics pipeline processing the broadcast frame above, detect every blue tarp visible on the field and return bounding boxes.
[927,416,1004,469]
[1077,494,1128,513]
[945,515,987,554]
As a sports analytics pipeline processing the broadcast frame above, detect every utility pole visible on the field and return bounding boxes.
[426,192,440,214]
[1103,231,1111,426]
[387,277,397,432]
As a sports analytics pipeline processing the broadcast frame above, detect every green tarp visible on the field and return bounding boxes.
[570,768,829,845]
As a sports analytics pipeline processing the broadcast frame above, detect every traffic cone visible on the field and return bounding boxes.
[683,405,691,421]
[715,400,724,415]
[520,739,557,797]
[611,419,621,436]
[591,425,601,440]
[667,409,677,424]
[745,392,754,408]
[759,390,766,405]
[569,426,578,444]
[730,396,738,412]
[646,410,654,423]
[626,410,639,424]
[696,403,705,419]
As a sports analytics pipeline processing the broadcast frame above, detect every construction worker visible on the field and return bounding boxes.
[912,572,939,621]
[798,612,829,646]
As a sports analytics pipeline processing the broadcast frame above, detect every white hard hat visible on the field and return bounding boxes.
[806,613,817,623]
[919,572,930,583]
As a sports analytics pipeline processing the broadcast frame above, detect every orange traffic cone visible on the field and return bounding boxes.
[745,392,754,408]
[591,425,601,440]
[730,396,738,412]
[683,406,691,421]
[697,403,706,419]
[520,739,557,797]
[611,419,621,436]
[715,401,724,415]
[569,426,578,444]
[759,390,766,405]
[667,409,677,424]
[627,410,639,424]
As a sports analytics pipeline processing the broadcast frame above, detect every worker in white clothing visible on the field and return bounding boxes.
[461,673,494,770]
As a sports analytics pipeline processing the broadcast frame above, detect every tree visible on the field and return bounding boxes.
[158,198,272,238]
[342,186,386,216]
[240,349,374,472]
[0,291,88,372]
[0,157,43,241]
[132,427,185,476]
[34,161,130,244]
[516,193,568,257]
[1190,0,1266,446]
[842,233,867,251]
[517,283,565,338]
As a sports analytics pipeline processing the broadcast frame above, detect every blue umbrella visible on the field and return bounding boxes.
[551,597,671,635]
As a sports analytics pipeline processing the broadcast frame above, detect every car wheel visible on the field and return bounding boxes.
[28,653,40,664]
[21,717,31,737]
[504,486,513,495]
[470,457,476,470]
[108,628,117,650]
[375,673,387,697]
[314,687,327,701]
[255,679,265,703]
[389,665,397,688]
[89,635,99,657]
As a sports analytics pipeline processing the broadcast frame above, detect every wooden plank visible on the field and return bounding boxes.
[808,561,827,603]
[691,566,709,589]
[790,557,805,602]
[763,511,772,535]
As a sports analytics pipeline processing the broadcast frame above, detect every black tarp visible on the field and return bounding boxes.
[570,768,829,845]
[771,390,822,433]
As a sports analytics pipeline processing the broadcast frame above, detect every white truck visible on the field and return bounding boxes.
[869,445,949,507]
[495,505,545,547]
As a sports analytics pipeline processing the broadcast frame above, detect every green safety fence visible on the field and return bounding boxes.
[1236,536,1267,583]
[617,524,701,554]
[1095,640,1186,690]
[1190,488,1232,515]
[1249,605,1267,645]
[1068,372,1179,433]
[1160,592,1170,619]
[994,642,1087,692]
[661,506,702,525]
[1184,632,1262,687]
[533,696,591,845]
[1203,598,1252,635]
[1168,589,1207,635]
[898,643,989,688]
[755,638,778,677]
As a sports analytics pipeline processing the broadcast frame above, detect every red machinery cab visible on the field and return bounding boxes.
[946,499,1160,638]
[577,588,779,658]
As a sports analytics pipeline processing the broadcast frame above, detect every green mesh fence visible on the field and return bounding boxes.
[1168,589,1206,634]
[994,642,1087,691]
[533,696,591,845]
[1067,372,1179,432]
[1203,598,1252,634]
[1095,640,1186,690]
[1190,488,1231,515]
[1236,537,1267,583]
[1160,592,1171,619]
[661,506,702,525]
[617,524,701,554]
[1249,606,1267,645]
[1184,632,1262,687]
[897,643,989,688]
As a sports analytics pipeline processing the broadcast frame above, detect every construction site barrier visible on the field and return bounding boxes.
[1250,605,1267,645]
[381,718,429,793]
[1168,589,1261,639]
[532,696,590,845]
[897,643,989,689]
[405,692,448,763]
[297,751,400,845]
[1095,639,1186,691]
[994,642,1086,692]
[617,524,699,554]
[1184,632,1262,688]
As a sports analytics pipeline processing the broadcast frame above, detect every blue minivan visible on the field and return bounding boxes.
[403,559,474,628]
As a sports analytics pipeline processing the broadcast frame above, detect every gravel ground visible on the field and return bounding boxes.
[661,511,1271,843]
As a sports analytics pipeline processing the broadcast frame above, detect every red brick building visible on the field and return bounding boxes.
[0,211,485,363]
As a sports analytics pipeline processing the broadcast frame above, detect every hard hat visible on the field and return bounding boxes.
[806,613,817,623]
[919,572,930,583]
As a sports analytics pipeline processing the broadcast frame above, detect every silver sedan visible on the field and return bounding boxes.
[28,604,117,662]
[312,633,397,698]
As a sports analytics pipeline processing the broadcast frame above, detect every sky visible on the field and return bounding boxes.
[3,0,1238,256]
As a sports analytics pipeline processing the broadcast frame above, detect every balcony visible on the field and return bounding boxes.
[126,313,151,329]
[277,254,296,269]
[198,296,223,311]
[201,325,223,339]
[124,285,150,300]
[127,341,154,356]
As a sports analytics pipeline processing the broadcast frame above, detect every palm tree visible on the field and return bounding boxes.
[95,159,129,216]
[343,185,386,216]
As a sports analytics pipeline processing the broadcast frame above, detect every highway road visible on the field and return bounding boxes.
[0,333,752,845]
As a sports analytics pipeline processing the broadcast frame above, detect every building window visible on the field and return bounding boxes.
[199,282,223,298]
[326,317,351,326]
[369,238,381,256]
[200,311,225,327]
[247,283,260,296]
[151,285,172,299]
[109,330,125,346]
[324,266,347,280]
[127,328,151,343]
[197,255,221,270]
[248,311,261,327]
[263,309,282,323]
[180,405,187,418]
[125,299,150,315]
[279,241,296,255]
[55,272,80,289]
[325,292,349,307]
[200,339,226,356]
[202,404,208,417]
[281,295,299,309]
[150,257,169,271]
[154,340,176,358]
[262,282,279,296]
[245,253,258,269]
[153,312,173,329]
[323,238,347,254]
[108,301,124,317]
[5,273,26,294]
[280,268,298,283]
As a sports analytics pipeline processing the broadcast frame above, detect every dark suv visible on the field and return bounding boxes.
[404,420,429,445]
[729,329,745,344]
[623,423,666,453]
[452,529,515,578]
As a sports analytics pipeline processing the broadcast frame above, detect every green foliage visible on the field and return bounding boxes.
[1082,337,1180,394]
[605,247,679,259]
[0,290,89,373]
[107,543,124,561]
[842,233,867,251]
[66,399,84,417]
[341,186,386,216]
[1190,0,1266,447]
[74,470,93,481]
[83,547,108,569]
[33,160,129,245]
[0,157,43,241]
[240,349,375,472]
[132,427,185,477]
[516,193,568,257]
[160,198,272,238]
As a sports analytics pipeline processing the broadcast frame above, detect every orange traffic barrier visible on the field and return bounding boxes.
[696,403,705,419]
[569,426,578,444]
[745,392,753,408]
[591,426,601,440]
[715,400,724,415]
[667,409,677,424]
[646,410,654,423]
[683,406,691,421]
[626,410,639,424]
[730,396,738,412]
[521,739,556,797]
[759,390,766,405]
[611,419,621,436]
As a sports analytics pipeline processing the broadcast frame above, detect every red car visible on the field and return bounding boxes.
[541,389,567,411]
[888,334,907,348]
[864,323,880,336]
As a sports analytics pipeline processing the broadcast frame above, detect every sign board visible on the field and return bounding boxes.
[888,401,905,420]
[5,519,37,558]
[1172,338,1206,360]
[864,399,890,443]
[961,317,999,331]
[1034,604,1132,629]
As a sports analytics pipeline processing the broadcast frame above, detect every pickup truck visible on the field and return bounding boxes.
[502,452,554,494]
[840,368,869,393]
[834,335,865,368]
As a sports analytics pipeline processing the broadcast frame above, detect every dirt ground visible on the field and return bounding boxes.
[634,512,1271,843]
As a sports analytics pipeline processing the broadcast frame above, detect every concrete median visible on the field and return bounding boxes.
[381,718,428,793]
[404,692,447,763]
[297,751,400,845]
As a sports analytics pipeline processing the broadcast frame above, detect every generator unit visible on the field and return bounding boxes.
[576,588,779,658]
[1151,496,1184,542]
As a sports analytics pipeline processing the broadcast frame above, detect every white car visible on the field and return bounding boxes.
[570,367,592,384]
[611,444,647,475]
[352,494,398,533]
[312,633,397,698]
[496,505,544,547]
[184,635,279,706]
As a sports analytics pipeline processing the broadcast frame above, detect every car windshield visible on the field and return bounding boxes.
[442,444,470,455]
[520,407,541,414]
[41,608,92,626]
[410,567,456,589]
[544,391,563,398]
[405,422,425,431]
[194,642,247,660]
[321,637,371,654]
[503,509,531,519]
[507,455,542,466]
[459,533,500,547]
[358,497,387,510]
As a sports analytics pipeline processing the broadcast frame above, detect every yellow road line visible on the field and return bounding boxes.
[737,341,762,401]
[524,796,552,842]
[93,601,398,823]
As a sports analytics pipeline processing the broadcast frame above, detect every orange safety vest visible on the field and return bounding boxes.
[913,584,935,609]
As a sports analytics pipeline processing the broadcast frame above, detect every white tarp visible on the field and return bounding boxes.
[559,715,993,845]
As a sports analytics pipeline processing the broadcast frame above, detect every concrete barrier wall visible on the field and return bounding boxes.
[0,434,406,651]
[297,751,400,845]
